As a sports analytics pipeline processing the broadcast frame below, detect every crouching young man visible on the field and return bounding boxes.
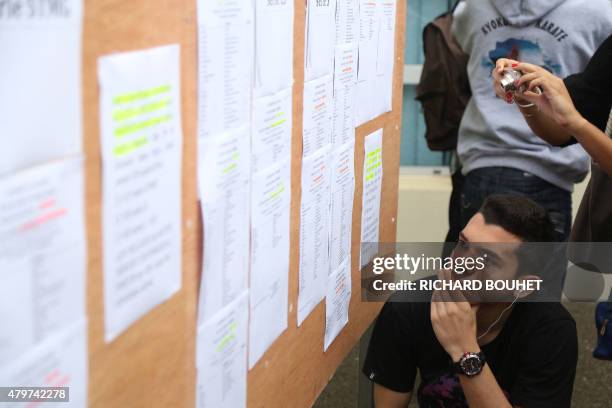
[363,195,577,408]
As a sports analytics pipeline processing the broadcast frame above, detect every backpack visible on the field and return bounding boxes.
[593,289,612,361]
[415,7,471,151]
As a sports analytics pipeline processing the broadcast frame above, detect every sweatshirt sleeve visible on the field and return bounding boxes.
[594,1,612,48]
[451,0,471,54]
[580,0,612,53]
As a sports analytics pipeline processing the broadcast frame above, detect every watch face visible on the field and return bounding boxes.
[460,353,483,376]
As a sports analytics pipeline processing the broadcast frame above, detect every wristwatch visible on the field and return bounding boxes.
[452,351,486,377]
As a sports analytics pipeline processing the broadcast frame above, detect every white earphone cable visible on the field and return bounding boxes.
[476,294,520,341]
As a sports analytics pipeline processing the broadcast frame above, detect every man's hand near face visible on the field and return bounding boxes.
[430,269,513,408]
[430,269,480,361]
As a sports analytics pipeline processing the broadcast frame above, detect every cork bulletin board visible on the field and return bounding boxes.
[80,0,406,406]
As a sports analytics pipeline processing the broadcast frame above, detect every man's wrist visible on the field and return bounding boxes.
[448,342,481,362]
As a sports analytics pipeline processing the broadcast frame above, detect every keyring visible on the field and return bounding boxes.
[515,87,542,109]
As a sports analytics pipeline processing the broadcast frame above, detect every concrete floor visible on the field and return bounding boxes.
[313,302,612,408]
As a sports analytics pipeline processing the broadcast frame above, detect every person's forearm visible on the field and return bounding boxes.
[569,116,612,177]
[458,364,512,408]
[518,104,573,146]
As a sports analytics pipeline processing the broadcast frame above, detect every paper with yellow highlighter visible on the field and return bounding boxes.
[98,44,183,342]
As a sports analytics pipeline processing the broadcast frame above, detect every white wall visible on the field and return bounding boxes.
[396,169,590,242]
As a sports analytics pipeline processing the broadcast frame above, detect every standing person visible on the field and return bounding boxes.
[451,0,612,240]
[492,35,612,366]
[414,3,471,256]
[493,33,612,267]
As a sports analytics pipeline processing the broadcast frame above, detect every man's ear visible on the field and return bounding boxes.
[515,274,542,299]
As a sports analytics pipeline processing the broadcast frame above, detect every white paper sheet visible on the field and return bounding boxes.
[197,0,253,139]
[357,0,378,83]
[254,0,294,96]
[324,258,351,351]
[198,129,250,322]
[355,0,380,126]
[252,88,293,173]
[356,0,397,125]
[298,146,332,326]
[0,320,88,408]
[303,75,333,157]
[360,129,382,268]
[332,43,358,146]
[249,159,291,368]
[324,140,354,349]
[0,157,86,366]
[355,77,378,126]
[329,141,355,271]
[304,0,337,81]
[196,291,248,408]
[376,0,396,77]
[0,0,83,175]
[98,44,183,342]
[335,0,359,45]
[375,0,396,113]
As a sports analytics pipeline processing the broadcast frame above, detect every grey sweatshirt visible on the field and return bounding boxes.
[452,0,612,191]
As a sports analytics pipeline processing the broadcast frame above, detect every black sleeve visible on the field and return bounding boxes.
[509,317,578,408]
[564,34,612,132]
[362,302,418,393]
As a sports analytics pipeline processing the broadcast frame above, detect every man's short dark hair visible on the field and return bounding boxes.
[477,195,559,285]
[478,194,556,242]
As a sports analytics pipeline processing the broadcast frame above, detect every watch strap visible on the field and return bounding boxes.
[452,351,486,376]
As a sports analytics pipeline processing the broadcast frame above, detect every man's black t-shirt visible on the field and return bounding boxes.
[362,295,578,408]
